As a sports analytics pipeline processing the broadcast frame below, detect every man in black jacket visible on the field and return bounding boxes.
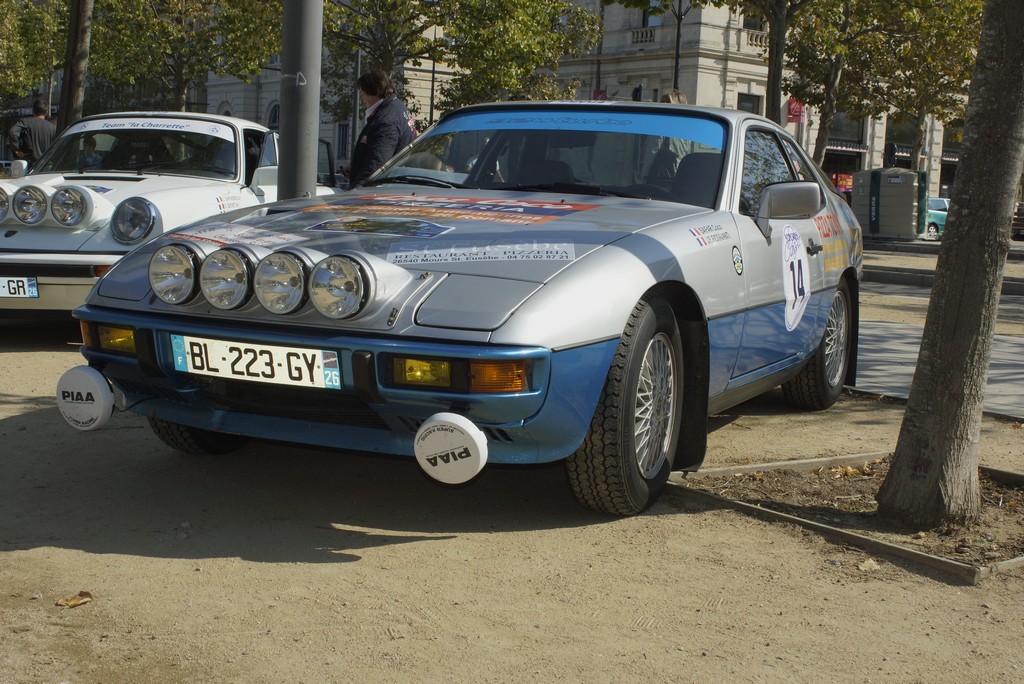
[347,70,416,187]
[7,100,56,167]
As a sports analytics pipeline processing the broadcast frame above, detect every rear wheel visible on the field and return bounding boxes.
[782,280,851,410]
[565,295,683,515]
[925,222,941,240]
[148,416,248,456]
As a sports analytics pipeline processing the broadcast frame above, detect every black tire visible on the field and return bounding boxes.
[147,416,248,456]
[565,295,684,515]
[782,279,852,410]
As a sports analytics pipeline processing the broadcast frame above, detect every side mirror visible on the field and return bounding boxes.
[251,166,278,201]
[11,160,28,179]
[755,181,823,238]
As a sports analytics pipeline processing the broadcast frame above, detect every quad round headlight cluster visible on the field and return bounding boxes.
[150,244,370,319]
[2,185,92,226]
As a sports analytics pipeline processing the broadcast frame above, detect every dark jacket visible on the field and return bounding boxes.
[8,115,56,164]
[349,97,416,187]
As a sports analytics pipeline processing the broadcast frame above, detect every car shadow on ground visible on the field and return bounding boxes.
[0,401,641,564]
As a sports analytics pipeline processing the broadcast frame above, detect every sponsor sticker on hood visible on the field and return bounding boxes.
[172,222,308,249]
[388,241,575,265]
[311,194,598,226]
[307,215,453,238]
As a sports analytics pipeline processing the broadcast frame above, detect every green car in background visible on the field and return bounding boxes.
[924,197,950,240]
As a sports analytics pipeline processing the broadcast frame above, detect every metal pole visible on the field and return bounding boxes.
[351,48,361,166]
[673,0,682,91]
[279,0,323,200]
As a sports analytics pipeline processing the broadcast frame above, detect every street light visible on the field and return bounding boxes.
[672,0,692,92]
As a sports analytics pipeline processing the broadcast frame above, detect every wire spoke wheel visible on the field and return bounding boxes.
[823,289,849,389]
[634,332,676,478]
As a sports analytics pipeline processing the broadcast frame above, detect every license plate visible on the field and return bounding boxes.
[0,276,39,298]
[170,334,341,390]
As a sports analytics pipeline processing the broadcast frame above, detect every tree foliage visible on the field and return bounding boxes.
[1,0,66,109]
[783,0,894,164]
[435,0,602,112]
[875,0,1024,528]
[321,0,446,125]
[89,0,283,111]
[852,0,982,169]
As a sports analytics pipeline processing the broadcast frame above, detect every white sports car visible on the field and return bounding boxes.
[0,111,339,314]
[57,101,863,515]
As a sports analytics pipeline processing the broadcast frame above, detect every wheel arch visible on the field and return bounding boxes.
[646,280,710,472]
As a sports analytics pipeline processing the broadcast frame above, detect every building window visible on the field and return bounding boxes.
[742,14,763,31]
[737,93,761,115]
[336,122,350,159]
[830,111,864,142]
[642,0,663,27]
[267,103,280,131]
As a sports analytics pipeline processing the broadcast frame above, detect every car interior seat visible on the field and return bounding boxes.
[671,152,724,209]
[531,159,576,185]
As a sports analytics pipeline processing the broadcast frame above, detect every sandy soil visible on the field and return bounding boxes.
[2,288,1023,682]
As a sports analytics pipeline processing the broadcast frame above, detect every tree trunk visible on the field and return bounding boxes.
[910,107,927,171]
[764,2,788,124]
[57,0,94,132]
[876,0,1024,528]
[811,55,844,166]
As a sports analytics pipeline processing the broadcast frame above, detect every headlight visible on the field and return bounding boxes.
[309,255,369,319]
[254,252,306,314]
[200,248,251,310]
[149,244,199,304]
[52,187,88,226]
[112,197,157,244]
[0,189,9,221]
[13,186,47,224]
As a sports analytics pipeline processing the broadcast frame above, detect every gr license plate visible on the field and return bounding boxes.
[0,276,39,298]
[170,334,341,390]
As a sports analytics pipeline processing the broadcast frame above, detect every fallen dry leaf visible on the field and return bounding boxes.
[55,591,93,608]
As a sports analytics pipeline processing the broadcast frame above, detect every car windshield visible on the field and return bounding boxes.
[32,117,239,179]
[370,108,728,207]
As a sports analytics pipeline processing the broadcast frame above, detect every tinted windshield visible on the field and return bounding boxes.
[373,108,728,207]
[33,117,239,179]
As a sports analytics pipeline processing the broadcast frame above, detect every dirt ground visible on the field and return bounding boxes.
[2,286,1024,683]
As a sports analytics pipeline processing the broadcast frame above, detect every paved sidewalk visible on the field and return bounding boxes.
[857,320,1024,420]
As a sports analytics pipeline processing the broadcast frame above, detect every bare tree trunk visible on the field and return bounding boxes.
[876,0,1024,528]
[764,1,788,124]
[910,107,927,171]
[811,55,844,166]
[57,0,94,132]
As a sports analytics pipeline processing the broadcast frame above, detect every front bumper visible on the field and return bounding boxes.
[75,305,619,464]
[0,253,122,313]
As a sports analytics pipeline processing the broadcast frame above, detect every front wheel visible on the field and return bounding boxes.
[925,223,941,240]
[148,416,248,456]
[565,295,684,515]
[782,280,852,410]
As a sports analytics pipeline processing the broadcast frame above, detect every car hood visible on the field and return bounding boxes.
[163,187,711,283]
[19,171,236,203]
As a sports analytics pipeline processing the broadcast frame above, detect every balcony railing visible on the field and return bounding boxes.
[746,30,769,49]
[631,27,656,44]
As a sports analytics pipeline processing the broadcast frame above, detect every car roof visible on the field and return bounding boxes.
[69,111,268,134]
[443,100,778,128]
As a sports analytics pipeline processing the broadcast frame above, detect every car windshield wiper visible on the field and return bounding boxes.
[127,161,234,177]
[503,182,644,198]
[365,174,465,189]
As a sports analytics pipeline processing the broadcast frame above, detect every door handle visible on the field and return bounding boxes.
[807,239,824,255]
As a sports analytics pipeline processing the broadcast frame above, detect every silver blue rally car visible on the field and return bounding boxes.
[57,101,863,515]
